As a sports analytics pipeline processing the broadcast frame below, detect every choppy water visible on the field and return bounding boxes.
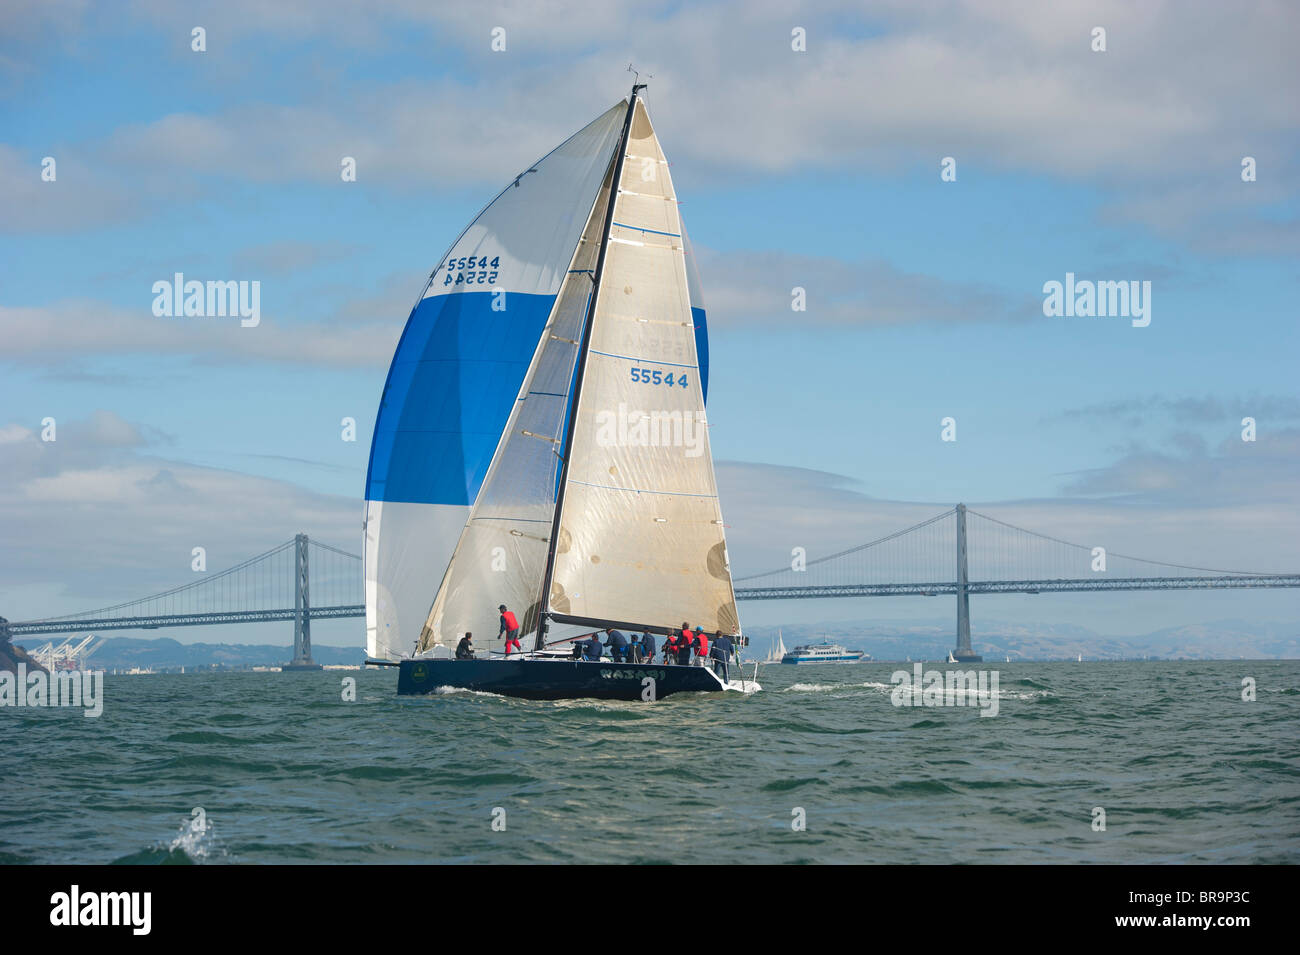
[2,661,1297,864]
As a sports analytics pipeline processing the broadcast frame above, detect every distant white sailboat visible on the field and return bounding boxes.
[764,629,788,663]
[946,650,957,664]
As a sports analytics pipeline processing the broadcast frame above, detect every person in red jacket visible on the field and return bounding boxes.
[677,623,694,666]
[694,628,709,666]
[498,604,521,656]
[664,628,679,665]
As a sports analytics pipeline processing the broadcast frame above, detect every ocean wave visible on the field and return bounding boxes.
[784,680,1051,701]
[112,812,229,865]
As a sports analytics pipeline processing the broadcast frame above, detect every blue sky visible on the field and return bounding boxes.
[2,0,1297,647]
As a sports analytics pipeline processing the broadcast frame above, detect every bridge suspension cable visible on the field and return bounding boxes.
[18,537,362,626]
[733,508,954,584]
[964,509,1270,578]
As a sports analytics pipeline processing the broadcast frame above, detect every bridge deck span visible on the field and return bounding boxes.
[734,575,1300,600]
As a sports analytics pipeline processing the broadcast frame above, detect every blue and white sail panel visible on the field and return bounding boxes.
[365,103,626,660]
[419,162,616,654]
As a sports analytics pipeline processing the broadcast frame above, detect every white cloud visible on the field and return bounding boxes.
[0,413,361,619]
[717,430,1300,585]
[0,145,139,232]
[3,1,1294,251]
[0,424,33,445]
[697,247,1032,326]
[0,297,403,368]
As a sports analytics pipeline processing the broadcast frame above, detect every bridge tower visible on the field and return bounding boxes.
[953,504,983,662]
[284,533,323,671]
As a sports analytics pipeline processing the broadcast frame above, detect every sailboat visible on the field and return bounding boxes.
[764,630,788,663]
[365,82,757,700]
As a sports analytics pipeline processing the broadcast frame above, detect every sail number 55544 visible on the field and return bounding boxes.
[630,367,688,388]
[442,255,500,286]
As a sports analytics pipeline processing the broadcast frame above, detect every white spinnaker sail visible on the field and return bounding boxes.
[364,103,626,659]
[418,161,616,655]
[549,98,740,635]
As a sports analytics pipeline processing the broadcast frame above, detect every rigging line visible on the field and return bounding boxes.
[568,479,719,499]
[611,220,681,238]
[588,348,696,369]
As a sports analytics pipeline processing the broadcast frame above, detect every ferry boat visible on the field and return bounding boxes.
[780,642,868,664]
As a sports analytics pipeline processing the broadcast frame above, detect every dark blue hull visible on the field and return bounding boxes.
[396,658,726,700]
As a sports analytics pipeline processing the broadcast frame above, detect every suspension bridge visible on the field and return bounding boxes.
[3,508,1296,662]
[731,504,1299,659]
[2,534,361,671]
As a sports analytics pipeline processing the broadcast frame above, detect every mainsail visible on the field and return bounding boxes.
[366,87,737,660]
[544,95,739,638]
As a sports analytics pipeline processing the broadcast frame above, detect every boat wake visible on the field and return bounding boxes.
[783,681,1052,702]
[429,685,507,699]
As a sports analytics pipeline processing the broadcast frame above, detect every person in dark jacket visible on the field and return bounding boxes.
[710,631,733,682]
[641,631,657,664]
[455,632,474,660]
[583,633,603,661]
[604,628,629,663]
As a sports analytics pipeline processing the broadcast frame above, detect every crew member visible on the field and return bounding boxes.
[455,632,475,660]
[641,630,657,665]
[710,631,733,682]
[605,628,629,663]
[694,628,709,667]
[677,623,694,666]
[584,633,603,661]
[498,604,522,656]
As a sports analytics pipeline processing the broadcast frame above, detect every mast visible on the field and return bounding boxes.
[533,81,646,650]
